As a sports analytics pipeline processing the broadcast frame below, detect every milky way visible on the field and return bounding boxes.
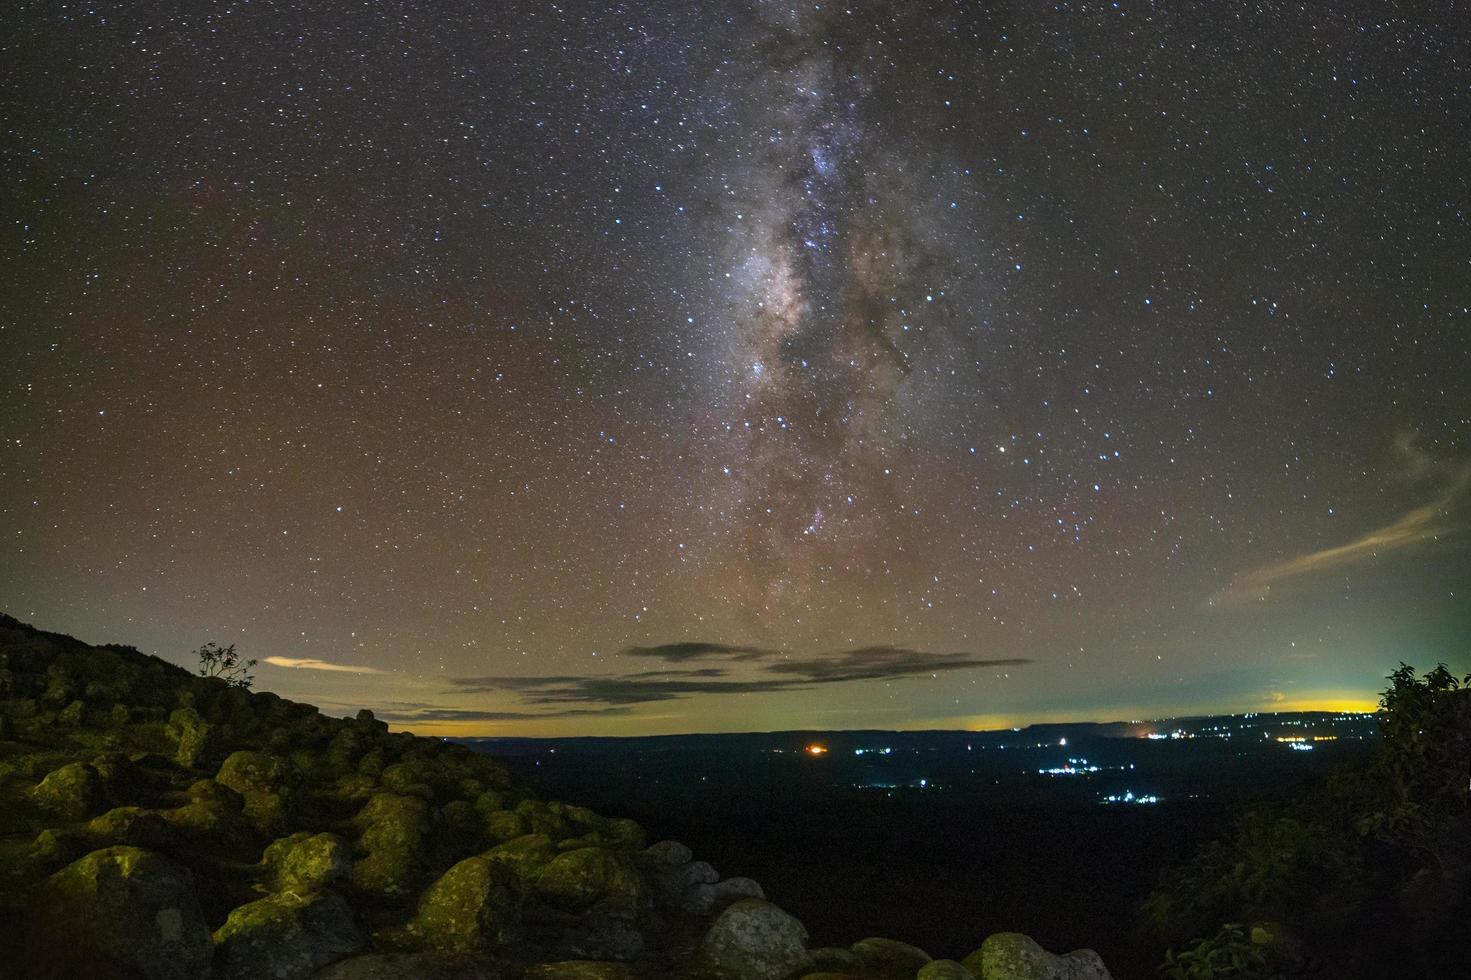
[2,1,1468,734]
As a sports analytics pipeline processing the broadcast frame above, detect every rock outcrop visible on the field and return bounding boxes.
[0,613,1117,980]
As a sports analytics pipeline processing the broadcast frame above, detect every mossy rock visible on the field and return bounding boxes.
[438,799,485,858]
[484,832,557,885]
[961,933,1111,980]
[33,827,89,864]
[516,799,572,840]
[317,950,489,979]
[36,846,212,980]
[533,847,645,914]
[166,706,221,770]
[86,806,174,850]
[525,962,640,979]
[215,751,299,835]
[916,960,977,980]
[486,808,529,843]
[851,937,933,978]
[31,761,104,820]
[58,699,87,726]
[352,792,434,899]
[213,888,365,979]
[263,831,352,890]
[409,854,521,951]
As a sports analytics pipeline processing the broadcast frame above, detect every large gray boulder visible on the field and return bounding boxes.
[962,933,1112,980]
[213,888,365,979]
[696,898,812,980]
[37,846,212,980]
[681,875,765,918]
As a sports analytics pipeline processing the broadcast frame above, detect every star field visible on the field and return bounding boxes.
[3,1,1469,734]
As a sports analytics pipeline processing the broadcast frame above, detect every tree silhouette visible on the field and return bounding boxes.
[195,642,257,689]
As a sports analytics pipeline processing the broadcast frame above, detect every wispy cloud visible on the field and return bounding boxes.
[1212,445,1470,606]
[620,641,773,663]
[262,656,388,674]
[372,705,634,723]
[450,646,1030,707]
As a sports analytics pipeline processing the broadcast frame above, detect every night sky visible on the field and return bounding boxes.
[3,1,1469,736]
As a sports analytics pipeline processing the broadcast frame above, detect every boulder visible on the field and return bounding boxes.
[262,831,352,890]
[637,839,693,869]
[85,806,174,850]
[533,846,645,913]
[525,963,640,979]
[213,888,364,979]
[486,808,530,843]
[852,937,933,978]
[681,876,765,918]
[410,855,521,951]
[166,706,221,770]
[917,960,977,980]
[962,933,1112,980]
[352,792,434,898]
[215,751,299,834]
[549,904,645,961]
[37,846,211,980]
[31,761,104,820]
[696,898,812,980]
[317,951,492,979]
[485,832,557,885]
[808,947,865,973]
[647,858,717,911]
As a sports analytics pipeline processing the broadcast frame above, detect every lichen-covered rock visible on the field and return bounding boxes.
[681,875,764,918]
[808,946,865,973]
[58,698,87,725]
[86,806,174,850]
[213,888,364,979]
[31,761,104,819]
[525,962,640,979]
[917,960,977,980]
[696,898,812,980]
[215,750,298,835]
[409,855,521,951]
[32,826,88,864]
[485,832,557,884]
[166,706,221,770]
[263,831,351,890]
[534,846,645,913]
[852,936,933,978]
[352,792,434,898]
[962,933,1112,980]
[317,951,491,979]
[486,808,530,842]
[517,798,573,840]
[37,846,211,980]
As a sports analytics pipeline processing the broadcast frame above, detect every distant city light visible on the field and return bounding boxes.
[1101,790,1161,805]
[806,744,827,756]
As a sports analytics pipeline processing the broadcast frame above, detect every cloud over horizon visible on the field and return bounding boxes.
[449,645,1030,708]
[263,656,388,674]
[1211,447,1470,606]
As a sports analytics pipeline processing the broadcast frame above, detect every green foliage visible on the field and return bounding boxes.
[1360,663,1471,869]
[194,642,256,690]
[1159,924,1283,980]
[1149,660,1471,977]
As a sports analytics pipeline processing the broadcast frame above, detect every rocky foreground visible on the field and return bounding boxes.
[0,615,1112,980]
